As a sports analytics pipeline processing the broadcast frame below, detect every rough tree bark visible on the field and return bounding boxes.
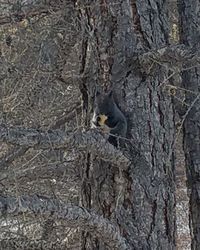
[4,0,199,249]
[0,125,129,167]
[78,0,176,249]
[0,195,127,250]
[178,0,200,249]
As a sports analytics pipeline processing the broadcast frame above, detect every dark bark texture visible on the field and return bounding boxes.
[0,195,127,250]
[178,0,200,249]
[78,0,176,249]
[0,0,180,249]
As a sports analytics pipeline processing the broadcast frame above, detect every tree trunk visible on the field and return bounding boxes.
[178,0,200,249]
[79,1,176,249]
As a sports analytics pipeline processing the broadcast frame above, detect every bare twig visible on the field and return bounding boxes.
[51,104,82,130]
[177,93,200,135]
[137,44,200,68]
[41,219,55,241]
[0,146,29,170]
[0,0,65,25]
[167,93,200,166]
[0,104,81,170]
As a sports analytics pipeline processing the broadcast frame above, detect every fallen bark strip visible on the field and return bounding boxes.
[0,195,128,250]
[0,124,130,168]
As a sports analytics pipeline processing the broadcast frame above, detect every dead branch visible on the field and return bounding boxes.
[51,104,82,130]
[0,195,128,250]
[0,0,67,25]
[137,44,200,69]
[0,146,29,171]
[41,219,55,241]
[0,124,130,168]
[0,104,81,170]
[0,237,68,250]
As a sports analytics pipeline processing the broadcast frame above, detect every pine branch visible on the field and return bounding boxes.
[0,195,128,250]
[0,124,130,168]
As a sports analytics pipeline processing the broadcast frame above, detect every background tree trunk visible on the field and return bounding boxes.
[178,0,200,249]
[79,1,176,249]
